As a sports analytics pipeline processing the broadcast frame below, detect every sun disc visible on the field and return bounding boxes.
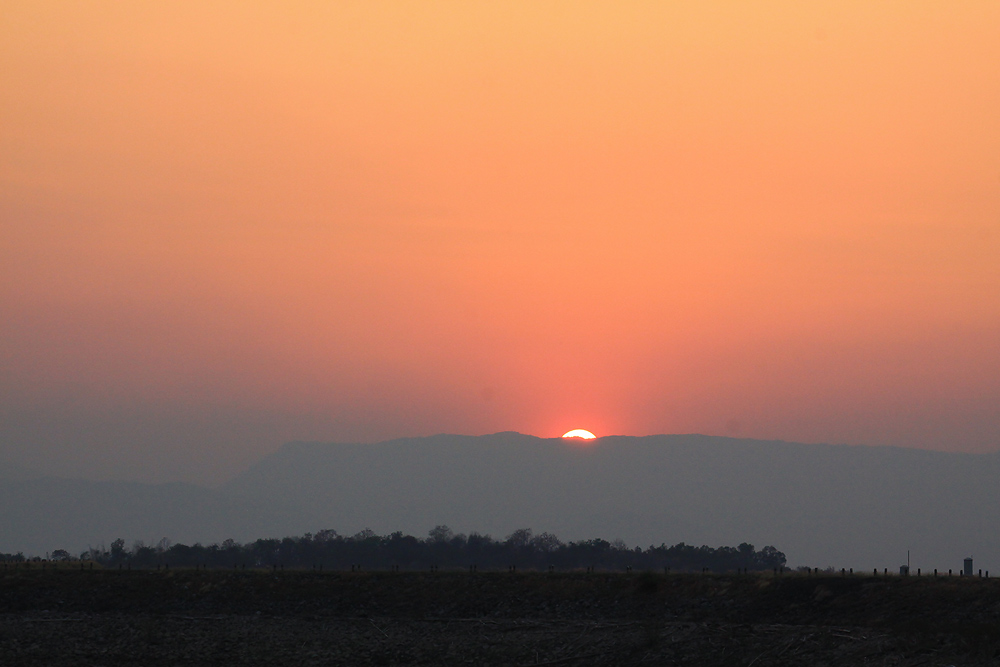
[562,429,597,439]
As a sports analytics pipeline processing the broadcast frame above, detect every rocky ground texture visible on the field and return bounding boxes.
[2,568,999,665]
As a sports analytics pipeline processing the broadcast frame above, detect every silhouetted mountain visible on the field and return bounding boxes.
[0,478,294,557]
[221,433,1000,570]
[0,458,42,482]
[3,433,999,571]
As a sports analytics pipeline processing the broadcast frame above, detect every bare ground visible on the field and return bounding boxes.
[2,568,999,665]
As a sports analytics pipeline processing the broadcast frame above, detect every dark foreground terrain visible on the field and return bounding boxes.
[2,568,999,665]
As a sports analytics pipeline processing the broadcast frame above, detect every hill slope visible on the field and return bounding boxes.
[223,433,1000,571]
[4,433,999,571]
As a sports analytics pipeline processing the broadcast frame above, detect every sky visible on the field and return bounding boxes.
[2,1,999,485]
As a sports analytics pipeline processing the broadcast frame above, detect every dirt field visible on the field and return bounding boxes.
[2,568,999,665]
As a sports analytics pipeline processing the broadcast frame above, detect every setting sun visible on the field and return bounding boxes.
[562,429,597,440]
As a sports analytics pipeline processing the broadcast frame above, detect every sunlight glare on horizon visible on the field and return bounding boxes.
[562,429,597,440]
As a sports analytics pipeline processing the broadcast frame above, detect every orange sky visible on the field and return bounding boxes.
[2,2,999,483]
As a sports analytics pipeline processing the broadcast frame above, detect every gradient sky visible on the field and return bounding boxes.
[2,2,999,484]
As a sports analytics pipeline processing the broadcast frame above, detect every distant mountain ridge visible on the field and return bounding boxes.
[3,433,999,571]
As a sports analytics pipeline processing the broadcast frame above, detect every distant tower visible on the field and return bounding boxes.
[964,557,973,576]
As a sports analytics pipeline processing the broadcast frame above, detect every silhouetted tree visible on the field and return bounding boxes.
[78,528,785,572]
[110,538,126,561]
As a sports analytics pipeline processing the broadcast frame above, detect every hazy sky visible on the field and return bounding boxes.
[2,2,999,484]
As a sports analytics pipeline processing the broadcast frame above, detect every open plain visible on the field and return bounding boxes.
[2,568,1000,665]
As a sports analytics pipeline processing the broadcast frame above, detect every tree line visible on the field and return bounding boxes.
[5,527,786,572]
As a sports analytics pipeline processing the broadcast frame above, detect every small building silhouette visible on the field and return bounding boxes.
[964,557,973,576]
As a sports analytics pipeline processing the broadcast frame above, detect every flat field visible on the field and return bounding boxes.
[1,568,999,665]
